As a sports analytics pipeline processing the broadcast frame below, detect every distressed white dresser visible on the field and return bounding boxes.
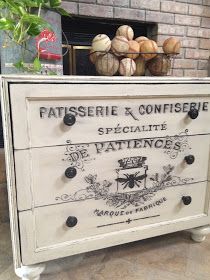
[1,76,210,280]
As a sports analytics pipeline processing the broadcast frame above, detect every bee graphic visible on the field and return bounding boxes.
[116,172,147,189]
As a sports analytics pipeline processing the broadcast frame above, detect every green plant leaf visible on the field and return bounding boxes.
[13,23,22,42]
[55,7,70,17]
[36,0,48,5]
[4,0,23,15]
[22,14,52,30]
[18,6,27,15]
[0,18,15,30]
[49,0,61,8]
[13,60,25,70]
[27,23,44,36]
[0,1,7,9]
[33,57,41,72]
[18,0,39,7]
[23,14,53,37]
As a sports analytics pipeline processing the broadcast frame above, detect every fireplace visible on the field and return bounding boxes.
[61,0,210,78]
[61,16,156,75]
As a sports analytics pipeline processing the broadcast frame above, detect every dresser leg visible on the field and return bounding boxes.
[187,225,210,243]
[15,263,46,280]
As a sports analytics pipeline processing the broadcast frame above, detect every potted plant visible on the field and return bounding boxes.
[0,0,69,74]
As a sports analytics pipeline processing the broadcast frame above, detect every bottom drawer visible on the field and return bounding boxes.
[19,180,210,265]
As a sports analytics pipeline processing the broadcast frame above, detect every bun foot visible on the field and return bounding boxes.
[15,263,46,280]
[187,225,210,243]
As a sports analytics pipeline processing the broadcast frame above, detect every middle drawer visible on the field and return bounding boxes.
[15,134,210,211]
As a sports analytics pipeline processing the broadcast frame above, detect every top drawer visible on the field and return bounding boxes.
[9,82,210,149]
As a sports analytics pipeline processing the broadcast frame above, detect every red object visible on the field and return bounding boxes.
[39,50,62,61]
[36,29,61,61]
[36,29,56,48]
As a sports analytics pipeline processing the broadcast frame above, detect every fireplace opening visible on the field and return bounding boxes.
[61,16,157,75]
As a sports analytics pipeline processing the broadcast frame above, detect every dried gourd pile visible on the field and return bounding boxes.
[90,25,181,76]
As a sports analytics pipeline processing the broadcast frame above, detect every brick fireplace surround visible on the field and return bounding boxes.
[0,0,210,223]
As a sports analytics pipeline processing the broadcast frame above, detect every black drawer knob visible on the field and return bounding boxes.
[182,196,192,205]
[184,155,195,165]
[63,114,76,126]
[66,216,78,228]
[65,167,77,179]
[188,108,199,119]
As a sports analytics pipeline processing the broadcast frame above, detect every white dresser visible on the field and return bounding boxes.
[1,76,210,280]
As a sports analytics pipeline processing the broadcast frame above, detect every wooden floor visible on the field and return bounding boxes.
[1,222,210,280]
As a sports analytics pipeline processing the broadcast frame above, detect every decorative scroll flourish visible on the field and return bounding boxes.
[62,140,94,171]
[164,129,191,159]
[55,189,95,202]
[55,164,194,209]
[149,164,193,188]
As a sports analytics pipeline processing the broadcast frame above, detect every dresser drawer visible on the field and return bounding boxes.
[19,180,209,264]
[15,134,210,210]
[9,83,210,149]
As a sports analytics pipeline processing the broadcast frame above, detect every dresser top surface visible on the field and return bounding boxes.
[1,75,210,84]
